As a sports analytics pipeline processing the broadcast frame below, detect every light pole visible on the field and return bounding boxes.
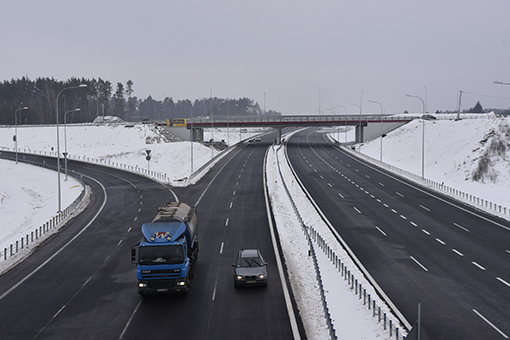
[56,84,87,213]
[14,105,29,164]
[494,81,510,86]
[64,108,80,180]
[210,88,213,158]
[405,94,426,178]
[190,100,195,174]
[318,87,321,116]
[368,100,384,162]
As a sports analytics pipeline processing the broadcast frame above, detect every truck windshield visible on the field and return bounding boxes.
[139,245,184,265]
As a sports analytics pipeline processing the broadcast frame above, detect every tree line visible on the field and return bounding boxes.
[0,77,281,125]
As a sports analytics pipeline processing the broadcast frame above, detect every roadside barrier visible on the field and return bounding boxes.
[0,155,88,270]
[273,143,408,340]
[327,135,510,221]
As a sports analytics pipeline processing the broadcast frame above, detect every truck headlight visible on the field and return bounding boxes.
[138,282,147,288]
[177,281,186,286]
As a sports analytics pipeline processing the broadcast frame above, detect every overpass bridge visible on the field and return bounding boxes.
[162,115,418,144]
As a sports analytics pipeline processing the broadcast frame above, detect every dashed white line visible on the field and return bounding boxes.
[225,218,229,227]
[420,205,430,211]
[365,175,370,179]
[422,229,430,235]
[454,223,470,232]
[435,238,445,245]
[472,262,486,271]
[410,256,428,272]
[338,193,344,199]
[354,207,362,214]
[497,277,510,288]
[230,202,233,208]
[378,182,384,187]
[320,175,324,179]
[233,190,236,196]
[375,226,387,236]
[396,192,404,197]
[383,204,389,208]
[220,242,224,254]
[127,227,132,233]
[452,249,464,257]
[473,309,509,338]
[391,209,397,214]
[134,217,138,221]
[117,240,123,246]
[410,222,418,227]
[400,215,407,220]
[328,183,332,188]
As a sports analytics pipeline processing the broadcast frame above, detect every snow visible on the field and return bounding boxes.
[2,114,509,339]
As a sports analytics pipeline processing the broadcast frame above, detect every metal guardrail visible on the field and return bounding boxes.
[0,154,89,270]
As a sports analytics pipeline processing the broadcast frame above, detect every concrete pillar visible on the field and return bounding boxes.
[276,128,282,144]
[355,125,364,143]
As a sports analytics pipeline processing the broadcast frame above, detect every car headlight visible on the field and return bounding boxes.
[236,275,243,280]
[138,282,147,288]
[258,274,266,279]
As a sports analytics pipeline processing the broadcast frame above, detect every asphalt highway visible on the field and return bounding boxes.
[0,136,304,340]
[285,128,510,340]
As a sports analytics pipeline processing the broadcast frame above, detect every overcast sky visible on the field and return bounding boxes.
[2,0,510,115]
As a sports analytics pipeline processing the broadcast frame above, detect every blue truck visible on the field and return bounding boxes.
[131,202,198,295]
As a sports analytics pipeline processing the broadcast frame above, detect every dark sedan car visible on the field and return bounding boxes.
[232,249,267,287]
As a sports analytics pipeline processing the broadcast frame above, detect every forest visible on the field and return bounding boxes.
[0,77,281,125]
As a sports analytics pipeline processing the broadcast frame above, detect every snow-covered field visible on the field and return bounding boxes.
[1,114,509,339]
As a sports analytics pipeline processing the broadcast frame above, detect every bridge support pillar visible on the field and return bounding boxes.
[355,125,365,143]
[276,128,282,144]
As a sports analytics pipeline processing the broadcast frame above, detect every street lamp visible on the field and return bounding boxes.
[494,81,510,86]
[368,100,384,162]
[56,84,87,213]
[64,108,81,180]
[405,94,426,178]
[14,105,29,164]
[318,87,321,116]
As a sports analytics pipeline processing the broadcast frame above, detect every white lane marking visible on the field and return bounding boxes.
[472,262,486,271]
[225,218,229,227]
[378,182,384,186]
[454,223,470,232]
[127,227,132,233]
[435,238,445,245]
[396,192,404,197]
[134,217,138,221]
[138,208,141,212]
[422,229,430,235]
[383,204,389,208]
[120,300,142,339]
[230,202,233,208]
[338,193,344,199]
[375,226,387,236]
[497,277,510,288]
[410,222,418,227]
[328,183,332,188]
[420,205,430,211]
[354,207,362,214]
[452,249,464,257]
[365,175,370,178]
[410,256,428,272]
[117,240,123,246]
[320,175,324,179]
[473,309,509,338]
[233,190,236,196]
[220,242,224,254]
[391,209,397,214]
[400,215,407,220]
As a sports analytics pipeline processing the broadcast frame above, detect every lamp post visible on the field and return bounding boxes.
[14,105,29,164]
[56,84,87,213]
[190,100,195,174]
[318,87,321,116]
[210,88,213,158]
[64,108,81,180]
[494,81,510,86]
[368,100,384,162]
[405,94,426,178]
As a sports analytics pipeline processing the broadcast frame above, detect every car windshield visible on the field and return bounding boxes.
[237,256,263,267]
[139,245,184,265]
